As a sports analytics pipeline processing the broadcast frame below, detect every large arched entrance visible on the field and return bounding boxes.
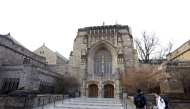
[104,84,114,98]
[89,84,98,97]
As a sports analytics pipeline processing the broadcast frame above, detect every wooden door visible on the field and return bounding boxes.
[104,84,114,98]
[89,84,98,97]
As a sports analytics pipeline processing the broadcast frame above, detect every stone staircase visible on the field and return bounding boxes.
[56,98,123,109]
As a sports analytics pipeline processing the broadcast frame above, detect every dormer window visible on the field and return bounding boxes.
[40,51,44,54]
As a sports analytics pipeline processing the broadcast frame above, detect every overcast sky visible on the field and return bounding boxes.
[0,0,190,59]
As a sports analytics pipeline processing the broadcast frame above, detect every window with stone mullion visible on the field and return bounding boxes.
[93,49,112,74]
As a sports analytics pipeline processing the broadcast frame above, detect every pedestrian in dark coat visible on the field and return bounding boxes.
[134,89,147,109]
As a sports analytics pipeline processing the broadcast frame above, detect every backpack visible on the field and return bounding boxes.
[135,95,144,108]
[160,98,169,108]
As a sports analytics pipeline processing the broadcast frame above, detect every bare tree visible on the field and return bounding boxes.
[54,75,79,94]
[62,75,79,93]
[155,40,174,64]
[134,31,159,63]
[155,47,168,64]
[180,69,190,96]
[135,31,174,64]
[54,76,65,94]
[166,40,174,54]
[122,65,164,95]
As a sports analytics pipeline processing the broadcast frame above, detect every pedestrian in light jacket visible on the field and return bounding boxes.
[150,92,166,109]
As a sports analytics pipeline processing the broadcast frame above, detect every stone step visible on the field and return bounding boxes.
[70,99,121,102]
[56,104,123,109]
[62,102,122,107]
[55,98,123,109]
[69,100,121,104]
[70,98,121,101]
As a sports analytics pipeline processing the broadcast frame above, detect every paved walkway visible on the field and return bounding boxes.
[32,97,136,109]
[124,99,136,109]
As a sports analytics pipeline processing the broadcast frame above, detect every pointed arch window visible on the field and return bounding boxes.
[93,49,112,74]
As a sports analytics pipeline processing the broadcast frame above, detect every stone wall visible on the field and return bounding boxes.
[157,61,190,94]
[45,64,67,75]
[56,56,66,64]
[0,34,67,93]
[167,40,190,61]
[169,102,190,109]
[0,34,46,68]
[0,64,62,91]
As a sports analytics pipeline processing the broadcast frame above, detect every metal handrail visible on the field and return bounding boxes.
[40,95,69,109]
[120,93,127,109]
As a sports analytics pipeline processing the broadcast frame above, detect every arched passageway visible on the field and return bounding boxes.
[89,84,98,97]
[104,84,114,98]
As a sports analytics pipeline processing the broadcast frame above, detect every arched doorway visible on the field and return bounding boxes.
[104,84,114,98]
[89,84,98,97]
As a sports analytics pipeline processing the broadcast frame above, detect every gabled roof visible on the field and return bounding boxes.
[33,44,68,63]
[1,33,26,48]
[34,43,55,54]
[55,51,68,62]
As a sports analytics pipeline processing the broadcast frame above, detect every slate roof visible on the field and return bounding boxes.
[55,51,68,62]
[6,33,26,48]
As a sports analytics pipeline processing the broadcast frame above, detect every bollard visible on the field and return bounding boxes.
[42,99,44,109]
[54,97,56,107]
[122,99,123,107]
[62,95,64,104]
[23,98,26,109]
[123,99,125,107]
[38,98,41,106]
[126,102,127,109]
[123,100,125,109]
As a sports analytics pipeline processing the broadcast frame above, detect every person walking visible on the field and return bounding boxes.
[68,90,74,98]
[150,92,166,109]
[134,89,147,109]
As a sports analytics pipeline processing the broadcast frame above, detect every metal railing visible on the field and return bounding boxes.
[120,93,127,109]
[0,94,69,109]
[40,95,70,109]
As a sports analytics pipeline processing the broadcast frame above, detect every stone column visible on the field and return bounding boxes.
[81,65,87,97]
[115,66,121,98]
[98,74,103,98]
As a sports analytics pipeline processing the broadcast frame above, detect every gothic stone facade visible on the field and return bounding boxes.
[0,33,63,93]
[66,25,139,98]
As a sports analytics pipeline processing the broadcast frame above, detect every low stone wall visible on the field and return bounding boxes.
[169,100,190,109]
[128,96,134,104]
[0,94,68,109]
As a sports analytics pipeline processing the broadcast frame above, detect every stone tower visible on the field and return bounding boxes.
[66,25,139,98]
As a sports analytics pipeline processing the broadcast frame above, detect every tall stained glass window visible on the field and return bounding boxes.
[93,49,112,74]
